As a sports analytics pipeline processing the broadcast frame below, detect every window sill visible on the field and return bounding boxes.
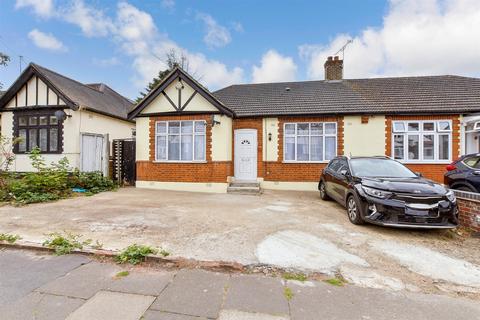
[153,161,208,164]
[397,161,451,165]
[282,161,330,164]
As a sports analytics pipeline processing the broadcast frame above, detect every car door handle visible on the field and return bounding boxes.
[473,171,480,176]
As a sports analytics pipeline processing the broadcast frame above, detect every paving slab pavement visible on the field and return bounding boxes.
[66,290,155,320]
[218,310,290,320]
[0,291,86,320]
[151,269,230,319]
[143,310,208,320]
[105,270,174,296]
[0,249,89,305]
[224,274,289,316]
[1,249,480,320]
[37,261,122,299]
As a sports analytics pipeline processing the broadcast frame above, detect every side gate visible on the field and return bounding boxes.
[112,139,136,185]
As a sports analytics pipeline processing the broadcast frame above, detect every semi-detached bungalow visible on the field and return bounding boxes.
[127,56,480,193]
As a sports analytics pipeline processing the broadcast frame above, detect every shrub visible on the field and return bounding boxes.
[70,170,117,194]
[115,244,166,265]
[0,233,21,243]
[43,232,92,255]
[1,147,117,204]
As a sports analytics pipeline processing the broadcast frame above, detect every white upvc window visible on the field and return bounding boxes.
[284,122,337,162]
[392,120,452,163]
[155,120,206,162]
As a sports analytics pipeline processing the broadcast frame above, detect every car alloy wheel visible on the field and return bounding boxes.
[319,182,329,200]
[347,197,357,220]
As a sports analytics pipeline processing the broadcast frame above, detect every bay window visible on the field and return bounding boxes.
[13,111,62,154]
[155,120,206,162]
[284,122,337,162]
[392,120,452,162]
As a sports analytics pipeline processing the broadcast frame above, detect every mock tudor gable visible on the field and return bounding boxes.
[129,67,234,119]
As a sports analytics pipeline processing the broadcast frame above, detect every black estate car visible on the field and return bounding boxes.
[444,153,480,193]
[318,156,458,228]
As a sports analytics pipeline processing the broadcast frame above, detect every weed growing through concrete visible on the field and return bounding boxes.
[282,272,307,282]
[42,232,91,255]
[284,287,294,300]
[90,240,104,250]
[116,244,168,265]
[0,233,21,243]
[115,271,130,278]
[324,277,347,286]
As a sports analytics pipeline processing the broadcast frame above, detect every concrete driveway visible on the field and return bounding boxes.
[1,188,479,298]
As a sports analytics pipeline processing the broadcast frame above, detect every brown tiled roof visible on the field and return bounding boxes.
[213,75,480,117]
[0,63,134,120]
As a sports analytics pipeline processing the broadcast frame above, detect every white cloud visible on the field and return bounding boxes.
[300,0,480,80]
[231,21,244,33]
[252,50,297,83]
[15,0,54,18]
[61,0,115,37]
[28,29,67,52]
[17,0,244,90]
[92,57,120,67]
[114,4,243,89]
[196,13,231,48]
[161,0,175,11]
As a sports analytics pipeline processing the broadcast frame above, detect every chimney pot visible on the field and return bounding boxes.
[324,56,343,81]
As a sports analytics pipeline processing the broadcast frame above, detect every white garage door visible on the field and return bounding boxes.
[80,133,108,174]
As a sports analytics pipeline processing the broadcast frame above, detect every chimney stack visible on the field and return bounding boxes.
[324,56,343,81]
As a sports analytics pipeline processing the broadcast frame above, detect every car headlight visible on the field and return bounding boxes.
[446,190,456,202]
[362,186,392,199]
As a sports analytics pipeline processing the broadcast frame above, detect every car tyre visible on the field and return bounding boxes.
[455,185,475,192]
[346,195,365,225]
[319,181,330,200]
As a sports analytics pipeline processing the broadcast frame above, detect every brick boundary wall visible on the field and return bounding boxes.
[385,115,460,184]
[453,190,480,232]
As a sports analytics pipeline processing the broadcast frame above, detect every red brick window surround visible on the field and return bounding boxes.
[390,119,453,163]
[385,115,460,183]
[153,120,207,162]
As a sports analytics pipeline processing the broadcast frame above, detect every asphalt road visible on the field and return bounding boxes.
[0,248,479,320]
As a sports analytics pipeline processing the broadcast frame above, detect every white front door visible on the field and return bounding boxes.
[234,129,257,181]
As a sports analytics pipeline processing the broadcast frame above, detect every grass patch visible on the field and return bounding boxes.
[115,271,130,278]
[116,244,167,265]
[324,277,347,287]
[42,232,91,255]
[282,272,307,282]
[284,287,294,300]
[0,233,21,244]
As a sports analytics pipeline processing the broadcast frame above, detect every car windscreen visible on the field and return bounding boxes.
[349,158,417,178]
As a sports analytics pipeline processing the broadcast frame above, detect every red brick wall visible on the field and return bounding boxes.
[136,115,232,183]
[457,197,480,232]
[264,116,344,182]
[385,115,460,183]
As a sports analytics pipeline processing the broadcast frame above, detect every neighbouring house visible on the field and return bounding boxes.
[128,56,480,193]
[0,63,135,174]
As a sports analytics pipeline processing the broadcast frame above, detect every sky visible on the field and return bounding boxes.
[1,0,480,100]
